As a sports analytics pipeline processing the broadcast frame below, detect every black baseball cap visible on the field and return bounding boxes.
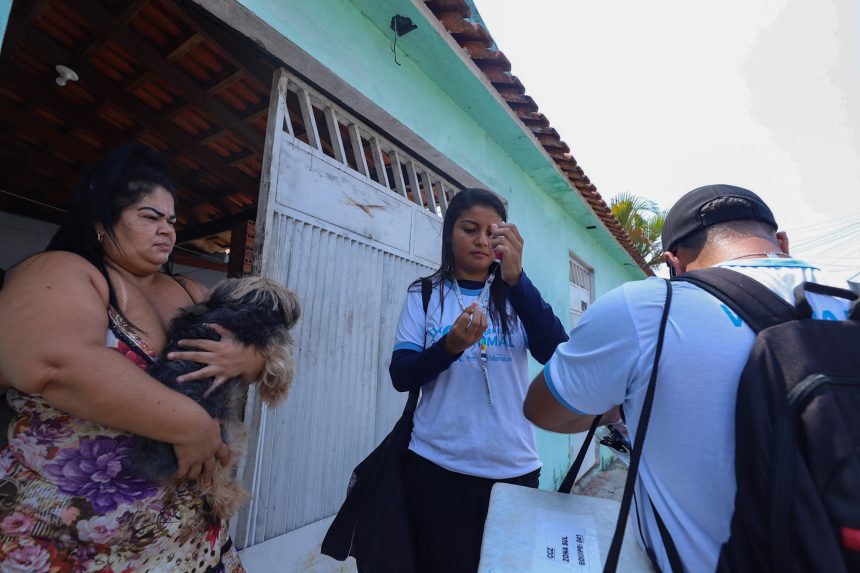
[661,184,777,252]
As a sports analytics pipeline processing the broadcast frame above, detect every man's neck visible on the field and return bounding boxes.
[686,239,787,271]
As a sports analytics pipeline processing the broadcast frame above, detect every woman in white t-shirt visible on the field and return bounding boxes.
[390,188,567,573]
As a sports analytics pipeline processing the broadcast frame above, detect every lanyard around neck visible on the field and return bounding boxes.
[450,265,498,405]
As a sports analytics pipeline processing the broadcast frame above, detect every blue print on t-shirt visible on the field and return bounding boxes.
[720,304,743,327]
[427,324,516,347]
[813,309,839,321]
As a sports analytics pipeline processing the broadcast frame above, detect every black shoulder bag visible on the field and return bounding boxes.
[321,278,432,572]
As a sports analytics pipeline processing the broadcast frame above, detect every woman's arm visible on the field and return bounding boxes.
[0,253,227,481]
[490,223,567,363]
[507,271,568,364]
[389,338,460,392]
[389,301,486,392]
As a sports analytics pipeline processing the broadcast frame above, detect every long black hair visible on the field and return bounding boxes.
[47,143,177,310]
[421,188,514,339]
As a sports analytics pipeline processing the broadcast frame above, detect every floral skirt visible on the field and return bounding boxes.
[0,391,245,573]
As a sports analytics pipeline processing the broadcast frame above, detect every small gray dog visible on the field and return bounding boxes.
[131,276,300,521]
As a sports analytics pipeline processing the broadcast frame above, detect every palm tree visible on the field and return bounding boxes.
[610,192,666,269]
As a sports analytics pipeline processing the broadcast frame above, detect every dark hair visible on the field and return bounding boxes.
[675,197,779,255]
[46,143,177,310]
[420,188,514,339]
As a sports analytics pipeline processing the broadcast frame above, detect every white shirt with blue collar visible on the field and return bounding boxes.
[544,258,851,573]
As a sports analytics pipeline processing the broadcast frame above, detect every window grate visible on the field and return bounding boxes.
[277,72,460,218]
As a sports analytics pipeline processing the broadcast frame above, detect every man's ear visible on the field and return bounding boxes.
[776,231,790,255]
[664,250,684,277]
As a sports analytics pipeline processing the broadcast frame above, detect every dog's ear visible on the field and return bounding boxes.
[280,290,301,328]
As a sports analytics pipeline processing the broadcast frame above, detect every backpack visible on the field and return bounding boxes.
[675,267,860,573]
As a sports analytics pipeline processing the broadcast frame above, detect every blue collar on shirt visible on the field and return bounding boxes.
[443,278,483,296]
[719,257,820,270]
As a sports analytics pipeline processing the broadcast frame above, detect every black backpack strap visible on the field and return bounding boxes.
[604,279,676,572]
[793,281,858,320]
[404,278,433,416]
[674,267,794,333]
[558,415,602,494]
[649,498,684,573]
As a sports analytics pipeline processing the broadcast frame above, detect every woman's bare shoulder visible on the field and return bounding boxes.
[3,252,109,302]
[169,274,209,304]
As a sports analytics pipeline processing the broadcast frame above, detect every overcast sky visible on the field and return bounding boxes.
[474,0,860,279]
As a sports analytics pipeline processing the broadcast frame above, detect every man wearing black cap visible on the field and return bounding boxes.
[523,185,851,572]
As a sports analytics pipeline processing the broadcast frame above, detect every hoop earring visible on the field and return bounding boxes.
[97,232,103,243]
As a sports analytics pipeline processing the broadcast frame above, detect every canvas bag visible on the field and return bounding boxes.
[321,278,432,572]
[674,268,860,573]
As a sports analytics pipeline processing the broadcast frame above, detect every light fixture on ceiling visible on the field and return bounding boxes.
[55,64,79,87]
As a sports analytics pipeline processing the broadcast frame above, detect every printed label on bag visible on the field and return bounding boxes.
[533,510,601,571]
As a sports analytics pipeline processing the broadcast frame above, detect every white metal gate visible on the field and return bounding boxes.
[235,69,460,570]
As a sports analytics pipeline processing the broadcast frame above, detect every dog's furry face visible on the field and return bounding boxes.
[203,277,300,407]
[208,277,301,328]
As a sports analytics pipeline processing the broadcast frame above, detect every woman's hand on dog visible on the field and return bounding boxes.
[169,323,266,397]
[174,416,230,487]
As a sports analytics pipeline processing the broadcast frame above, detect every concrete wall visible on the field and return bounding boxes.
[226,0,643,489]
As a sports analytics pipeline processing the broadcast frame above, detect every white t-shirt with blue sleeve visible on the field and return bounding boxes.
[543,259,851,573]
[393,279,541,479]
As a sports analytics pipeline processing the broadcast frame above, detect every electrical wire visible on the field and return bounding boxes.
[0,188,66,212]
[791,221,860,252]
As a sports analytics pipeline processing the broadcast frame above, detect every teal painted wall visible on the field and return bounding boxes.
[235,0,643,488]
[0,0,12,54]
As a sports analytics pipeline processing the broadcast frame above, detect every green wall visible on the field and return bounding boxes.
[235,0,644,488]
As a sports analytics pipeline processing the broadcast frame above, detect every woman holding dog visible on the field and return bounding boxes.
[0,144,261,571]
[390,188,568,573]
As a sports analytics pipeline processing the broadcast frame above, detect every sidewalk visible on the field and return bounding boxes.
[571,454,628,502]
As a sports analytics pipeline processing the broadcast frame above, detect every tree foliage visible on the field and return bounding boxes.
[610,192,666,269]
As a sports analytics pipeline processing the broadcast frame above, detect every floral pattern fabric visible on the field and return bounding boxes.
[0,310,245,572]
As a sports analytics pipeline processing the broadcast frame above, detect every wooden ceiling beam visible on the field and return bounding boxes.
[0,71,234,220]
[119,0,150,24]
[176,207,257,244]
[171,1,277,94]
[171,251,227,273]
[24,0,50,23]
[0,138,84,193]
[208,69,245,95]
[0,192,66,227]
[166,32,205,62]
[0,99,102,166]
[2,65,132,143]
[76,0,263,155]
[124,69,157,93]
[0,156,77,214]
[4,16,259,202]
